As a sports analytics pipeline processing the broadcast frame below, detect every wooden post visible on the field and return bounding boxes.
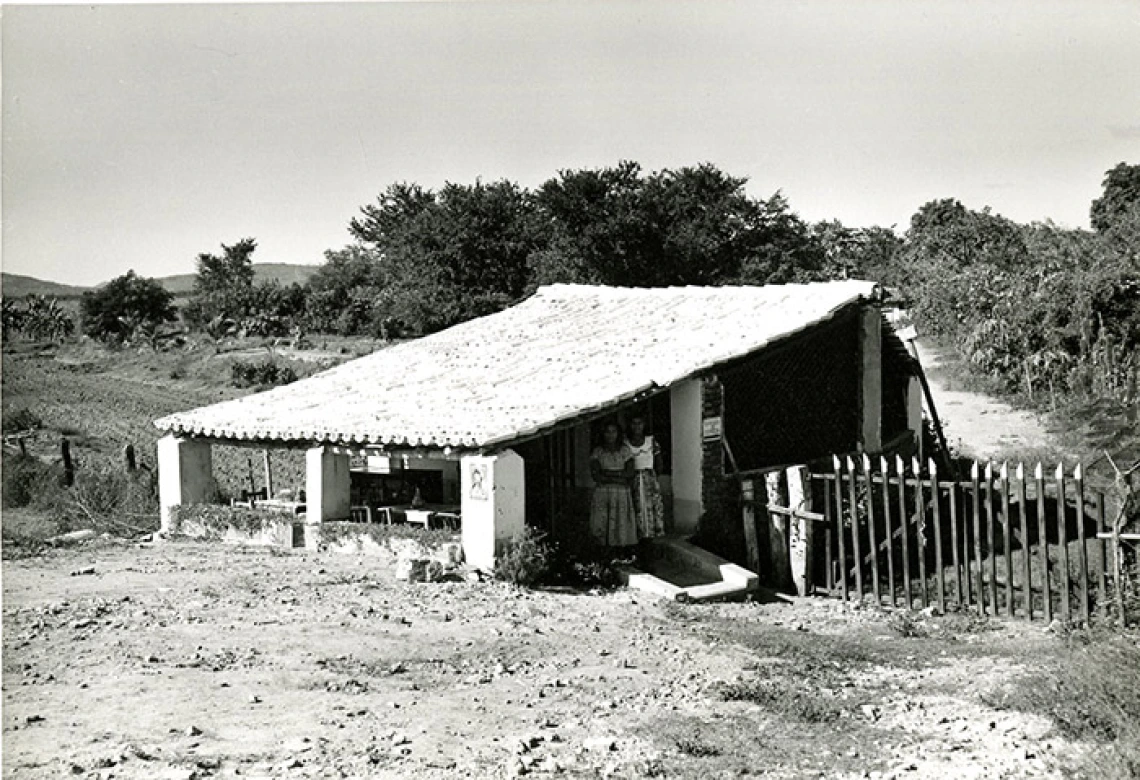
[765,470,791,590]
[61,438,74,487]
[913,457,928,609]
[930,459,945,612]
[787,466,813,596]
[863,454,881,605]
[971,461,985,615]
[824,475,835,595]
[949,479,963,607]
[1016,464,1032,620]
[1056,464,1072,623]
[1096,489,1108,613]
[897,455,912,609]
[263,450,274,500]
[741,478,761,574]
[1074,464,1089,624]
[880,456,896,607]
[123,444,137,472]
[17,437,27,457]
[1001,463,1014,617]
[246,455,257,497]
[833,457,848,602]
[846,456,863,602]
[1036,463,1052,624]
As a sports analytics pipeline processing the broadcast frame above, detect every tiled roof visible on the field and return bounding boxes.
[155,281,878,449]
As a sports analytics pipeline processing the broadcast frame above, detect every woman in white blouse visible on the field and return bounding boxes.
[626,414,666,540]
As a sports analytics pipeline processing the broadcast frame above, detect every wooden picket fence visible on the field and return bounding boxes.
[807,455,1127,624]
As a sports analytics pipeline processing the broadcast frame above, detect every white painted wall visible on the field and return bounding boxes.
[670,379,703,534]
[158,435,215,533]
[461,450,525,571]
[861,306,883,452]
[306,446,351,522]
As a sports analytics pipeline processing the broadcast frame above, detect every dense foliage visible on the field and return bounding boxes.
[79,270,176,345]
[2,295,75,343]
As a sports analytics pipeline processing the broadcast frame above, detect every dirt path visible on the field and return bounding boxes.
[914,341,1054,462]
[2,540,1092,779]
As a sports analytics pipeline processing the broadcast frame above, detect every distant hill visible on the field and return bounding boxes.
[1,263,320,299]
[0,272,90,299]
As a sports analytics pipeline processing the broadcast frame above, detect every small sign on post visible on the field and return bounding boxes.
[701,416,722,441]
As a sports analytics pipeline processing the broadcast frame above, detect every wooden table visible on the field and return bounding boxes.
[382,504,461,529]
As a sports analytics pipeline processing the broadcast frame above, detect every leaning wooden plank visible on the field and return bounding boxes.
[1056,464,1072,623]
[847,456,864,603]
[741,478,761,575]
[930,458,946,614]
[864,455,881,605]
[881,456,897,607]
[1074,464,1089,624]
[897,455,913,609]
[1036,463,1052,624]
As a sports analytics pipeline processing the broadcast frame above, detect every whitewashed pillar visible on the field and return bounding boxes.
[158,435,214,534]
[860,305,883,452]
[460,450,525,571]
[305,446,351,523]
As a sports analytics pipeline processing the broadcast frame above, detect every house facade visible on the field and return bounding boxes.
[154,282,923,569]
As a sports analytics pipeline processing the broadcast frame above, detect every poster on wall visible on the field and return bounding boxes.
[468,463,488,500]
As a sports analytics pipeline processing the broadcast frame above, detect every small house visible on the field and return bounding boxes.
[154,282,924,572]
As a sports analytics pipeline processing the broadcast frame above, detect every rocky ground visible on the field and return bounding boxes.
[2,537,1101,779]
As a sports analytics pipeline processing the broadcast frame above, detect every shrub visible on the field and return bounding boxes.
[1,455,64,510]
[2,408,43,434]
[494,526,551,586]
[169,503,283,538]
[61,466,159,535]
[80,271,176,345]
[230,358,298,389]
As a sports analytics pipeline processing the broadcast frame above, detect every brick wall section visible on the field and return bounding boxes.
[697,375,746,565]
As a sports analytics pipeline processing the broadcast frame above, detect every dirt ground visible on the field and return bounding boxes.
[2,538,1097,779]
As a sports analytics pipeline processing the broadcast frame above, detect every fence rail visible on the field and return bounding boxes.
[741,455,1134,625]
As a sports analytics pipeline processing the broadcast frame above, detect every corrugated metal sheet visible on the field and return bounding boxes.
[154,281,878,449]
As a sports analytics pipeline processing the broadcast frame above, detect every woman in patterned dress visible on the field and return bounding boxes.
[627,414,666,540]
[589,421,638,549]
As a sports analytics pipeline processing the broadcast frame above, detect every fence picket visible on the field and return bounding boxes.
[1055,464,1072,623]
[1074,464,1089,624]
[881,456,896,607]
[949,479,963,606]
[1001,463,1014,617]
[1036,463,1052,624]
[930,459,946,614]
[971,462,985,615]
[824,476,835,595]
[863,455,881,605]
[913,457,928,609]
[833,456,848,602]
[897,455,912,609]
[986,463,999,614]
[1015,464,1031,619]
[846,456,863,602]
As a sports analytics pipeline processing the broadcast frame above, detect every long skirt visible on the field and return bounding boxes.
[590,484,638,548]
[632,469,666,539]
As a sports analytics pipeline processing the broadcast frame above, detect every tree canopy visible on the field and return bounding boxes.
[1091,162,1140,234]
[80,271,175,344]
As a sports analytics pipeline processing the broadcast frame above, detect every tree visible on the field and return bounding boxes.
[80,271,175,344]
[193,238,257,295]
[1091,162,1140,233]
[304,245,388,335]
[349,180,545,334]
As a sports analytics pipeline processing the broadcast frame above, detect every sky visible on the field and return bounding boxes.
[3,1,1139,287]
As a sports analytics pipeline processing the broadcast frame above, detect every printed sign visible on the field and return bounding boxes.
[702,416,722,440]
[468,463,488,500]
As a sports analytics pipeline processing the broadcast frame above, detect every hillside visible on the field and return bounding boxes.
[0,272,89,299]
[1,263,319,298]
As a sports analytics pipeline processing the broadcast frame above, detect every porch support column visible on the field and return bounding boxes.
[670,379,703,534]
[305,445,351,523]
[158,435,214,534]
[860,305,883,453]
[460,450,525,571]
